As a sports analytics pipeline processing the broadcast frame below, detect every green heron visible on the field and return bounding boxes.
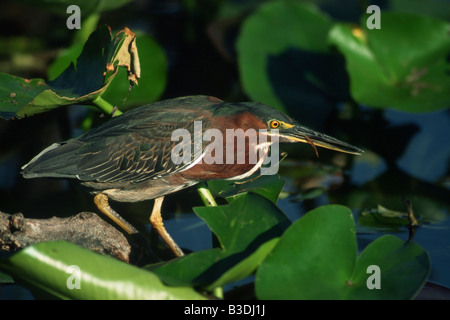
[21,95,362,257]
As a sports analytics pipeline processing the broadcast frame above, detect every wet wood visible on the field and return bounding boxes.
[0,210,151,264]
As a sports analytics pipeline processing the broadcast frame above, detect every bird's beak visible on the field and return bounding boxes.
[278,124,363,156]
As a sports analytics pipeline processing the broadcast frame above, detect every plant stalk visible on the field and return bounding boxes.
[92,96,122,116]
[195,183,223,299]
[196,183,218,207]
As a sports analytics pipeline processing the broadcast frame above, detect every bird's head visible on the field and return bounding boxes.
[240,102,363,156]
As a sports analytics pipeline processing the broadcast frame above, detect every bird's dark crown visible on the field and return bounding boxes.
[208,101,297,130]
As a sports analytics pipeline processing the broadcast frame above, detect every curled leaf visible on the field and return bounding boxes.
[0,25,142,120]
[107,27,141,87]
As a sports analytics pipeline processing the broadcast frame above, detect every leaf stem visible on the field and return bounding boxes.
[92,96,122,116]
[196,183,217,207]
[195,183,223,299]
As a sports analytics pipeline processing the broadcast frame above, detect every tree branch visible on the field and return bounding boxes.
[0,210,146,263]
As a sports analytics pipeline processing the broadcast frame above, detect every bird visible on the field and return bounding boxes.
[21,95,363,257]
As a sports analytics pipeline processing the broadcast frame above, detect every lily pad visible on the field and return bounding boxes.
[237,1,349,126]
[347,235,430,299]
[255,205,430,299]
[150,193,290,289]
[329,12,450,112]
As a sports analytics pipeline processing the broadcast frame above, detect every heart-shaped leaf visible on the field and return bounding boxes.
[237,1,349,126]
[329,13,450,112]
[346,235,430,299]
[255,205,430,299]
[150,192,290,288]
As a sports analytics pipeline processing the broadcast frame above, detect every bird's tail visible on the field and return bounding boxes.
[21,141,82,179]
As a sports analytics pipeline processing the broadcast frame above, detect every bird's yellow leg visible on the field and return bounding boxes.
[94,193,139,235]
[149,196,184,257]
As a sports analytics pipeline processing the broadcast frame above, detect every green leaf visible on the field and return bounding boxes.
[237,1,349,125]
[47,43,85,81]
[237,1,333,111]
[0,25,140,120]
[329,13,450,112]
[195,193,289,253]
[147,249,224,287]
[101,31,167,108]
[0,74,49,120]
[48,25,115,97]
[255,205,357,299]
[206,174,285,204]
[205,237,279,291]
[0,241,206,300]
[347,235,430,299]
[151,193,290,288]
[255,205,430,299]
[47,13,102,81]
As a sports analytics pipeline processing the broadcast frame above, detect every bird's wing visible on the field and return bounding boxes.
[75,119,207,183]
[21,96,223,183]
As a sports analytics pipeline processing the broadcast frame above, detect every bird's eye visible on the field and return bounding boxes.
[270,120,280,129]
